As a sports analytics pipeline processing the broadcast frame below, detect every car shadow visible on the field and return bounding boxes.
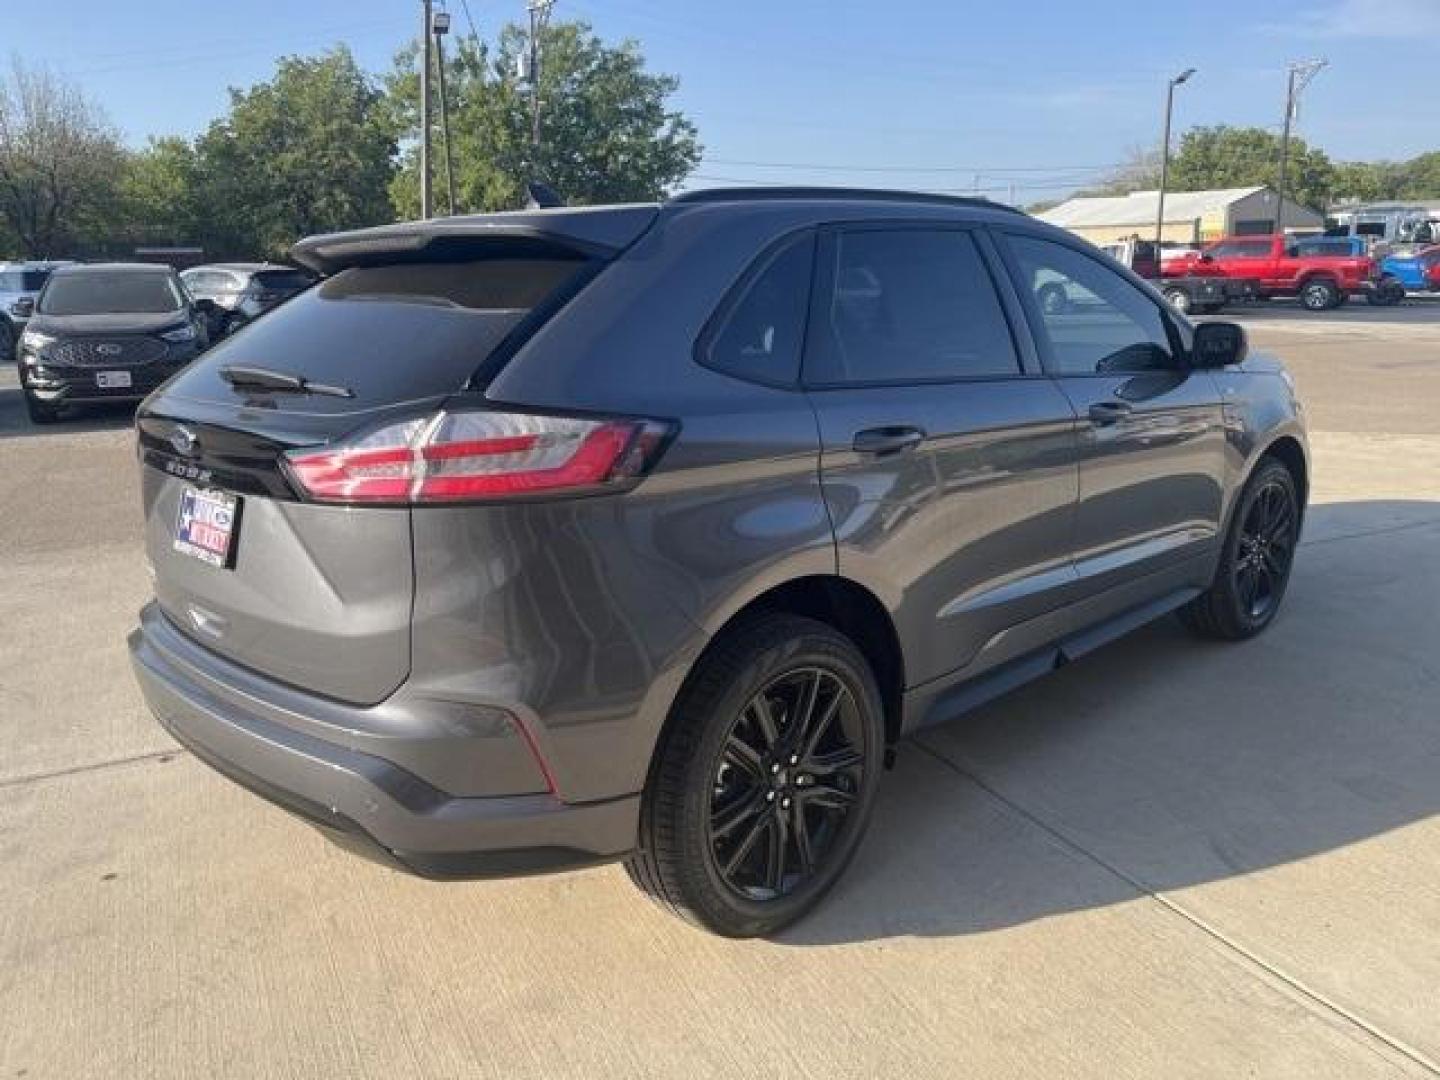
[0,383,138,440]
[779,498,1440,946]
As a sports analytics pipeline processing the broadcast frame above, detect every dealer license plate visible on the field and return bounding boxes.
[174,487,239,568]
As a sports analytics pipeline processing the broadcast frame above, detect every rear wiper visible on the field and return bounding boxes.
[219,364,354,399]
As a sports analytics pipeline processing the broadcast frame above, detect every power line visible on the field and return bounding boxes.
[458,0,483,44]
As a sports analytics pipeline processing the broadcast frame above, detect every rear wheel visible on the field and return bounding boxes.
[0,318,14,363]
[626,615,884,937]
[1299,278,1339,311]
[1179,458,1299,640]
[24,392,60,425]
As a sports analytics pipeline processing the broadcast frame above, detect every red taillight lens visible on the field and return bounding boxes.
[283,409,672,505]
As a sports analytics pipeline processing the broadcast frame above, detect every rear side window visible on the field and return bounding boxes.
[160,256,591,411]
[701,233,815,386]
[807,229,1020,385]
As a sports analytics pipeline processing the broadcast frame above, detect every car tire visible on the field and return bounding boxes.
[625,614,885,937]
[1299,278,1339,311]
[1163,288,1192,316]
[1179,458,1299,641]
[24,393,60,425]
[0,318,14,364]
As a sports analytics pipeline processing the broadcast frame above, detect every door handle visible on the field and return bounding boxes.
[852,426,926,455]
[1088,400,1133,425]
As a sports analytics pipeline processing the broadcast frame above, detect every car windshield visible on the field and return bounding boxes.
[39,271,183,315]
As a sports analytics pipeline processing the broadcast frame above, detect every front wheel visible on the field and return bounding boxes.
[0,318,14,364]
[626,615,884,937]
[1179,458,1299,640]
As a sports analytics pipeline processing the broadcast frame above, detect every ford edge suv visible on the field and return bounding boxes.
[128,189,1308,937]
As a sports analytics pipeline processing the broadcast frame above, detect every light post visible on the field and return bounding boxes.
[432,9,456,216]
[1155,68,1196,251]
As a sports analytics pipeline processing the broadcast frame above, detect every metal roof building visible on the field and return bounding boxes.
[1039,186,1324,245]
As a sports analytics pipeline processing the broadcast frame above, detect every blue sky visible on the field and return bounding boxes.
[9,0,1438,201]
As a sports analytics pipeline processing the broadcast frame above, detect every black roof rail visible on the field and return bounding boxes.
[667,186,1026,215]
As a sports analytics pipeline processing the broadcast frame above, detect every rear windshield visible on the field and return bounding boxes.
[40,271,183,315]
[252,269,314,291]
[161,256,591,412]
[0,270,51,292]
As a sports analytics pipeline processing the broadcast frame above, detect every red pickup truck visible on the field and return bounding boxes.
[1164,234,1379,311]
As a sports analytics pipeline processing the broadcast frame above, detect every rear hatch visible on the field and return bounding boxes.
[137,214,654,704]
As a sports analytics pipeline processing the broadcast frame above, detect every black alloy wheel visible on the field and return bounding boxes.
[708,667,865,901]
[1179,458,1300,640]
[626,615,884,937]
[1232,475,1298,623]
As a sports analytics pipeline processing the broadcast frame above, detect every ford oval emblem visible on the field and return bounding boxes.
[169,425,199,456]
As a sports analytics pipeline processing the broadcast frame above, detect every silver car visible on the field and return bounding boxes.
[128,189,1308,936]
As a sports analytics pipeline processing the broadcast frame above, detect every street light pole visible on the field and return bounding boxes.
[1155,68,1195,251]
[1276,59,1327,236]
[432,9,456,216]
[420,0,433,219]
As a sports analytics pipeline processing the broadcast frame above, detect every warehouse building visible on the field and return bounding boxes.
[1038,186,1325,245]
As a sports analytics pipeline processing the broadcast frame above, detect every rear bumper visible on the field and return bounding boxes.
[127,604,639,878]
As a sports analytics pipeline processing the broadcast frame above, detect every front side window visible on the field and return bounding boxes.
[806,228,1019,385]
[702,232,814,385]
[39,271,183,315]
[1004,234,1177,376]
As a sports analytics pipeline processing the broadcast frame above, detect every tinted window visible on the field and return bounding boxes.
[1209,241,1269,258]
[40,271,183,315]
[160,256,590,413]
[704,233,813,385]
[1293,240,1350,256]
[252,269,314,292]
[1005,234,1176,376]
[0,270,50,291]
[807,229,1019,385]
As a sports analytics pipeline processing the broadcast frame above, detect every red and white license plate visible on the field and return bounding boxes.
[174,487,239,568]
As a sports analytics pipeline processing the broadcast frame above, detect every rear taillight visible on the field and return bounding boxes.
[282,409,674,505]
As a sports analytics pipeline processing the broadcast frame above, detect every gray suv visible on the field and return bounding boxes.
[128,189,1308,937]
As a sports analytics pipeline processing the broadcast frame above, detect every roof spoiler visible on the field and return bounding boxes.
[290,204,659,276]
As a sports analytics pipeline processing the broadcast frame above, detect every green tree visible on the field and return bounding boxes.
[196,46,396,257]
[1395,152,1440,199]
[120,137,203,247]
[1168,125,1335,211]
[0,60,127,257]
[387,20,701,216]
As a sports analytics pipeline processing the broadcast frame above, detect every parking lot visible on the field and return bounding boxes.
[3,300,1439,1078]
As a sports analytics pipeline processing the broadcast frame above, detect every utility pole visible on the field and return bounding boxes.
[432,8,456,215]
[1275,59,1327,235]
[420,0,433,218]
[525,1,555,176]
[1155,68,1196,250]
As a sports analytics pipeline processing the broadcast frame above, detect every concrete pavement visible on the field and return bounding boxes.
[2,315,1438,1078]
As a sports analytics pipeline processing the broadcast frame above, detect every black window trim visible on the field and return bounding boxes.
[693,227,818,391]
[800,220,1032,391]
[991,225,1191,379]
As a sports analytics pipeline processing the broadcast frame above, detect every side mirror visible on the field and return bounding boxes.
[10,297,35,318]
[1192,321,1248,369]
